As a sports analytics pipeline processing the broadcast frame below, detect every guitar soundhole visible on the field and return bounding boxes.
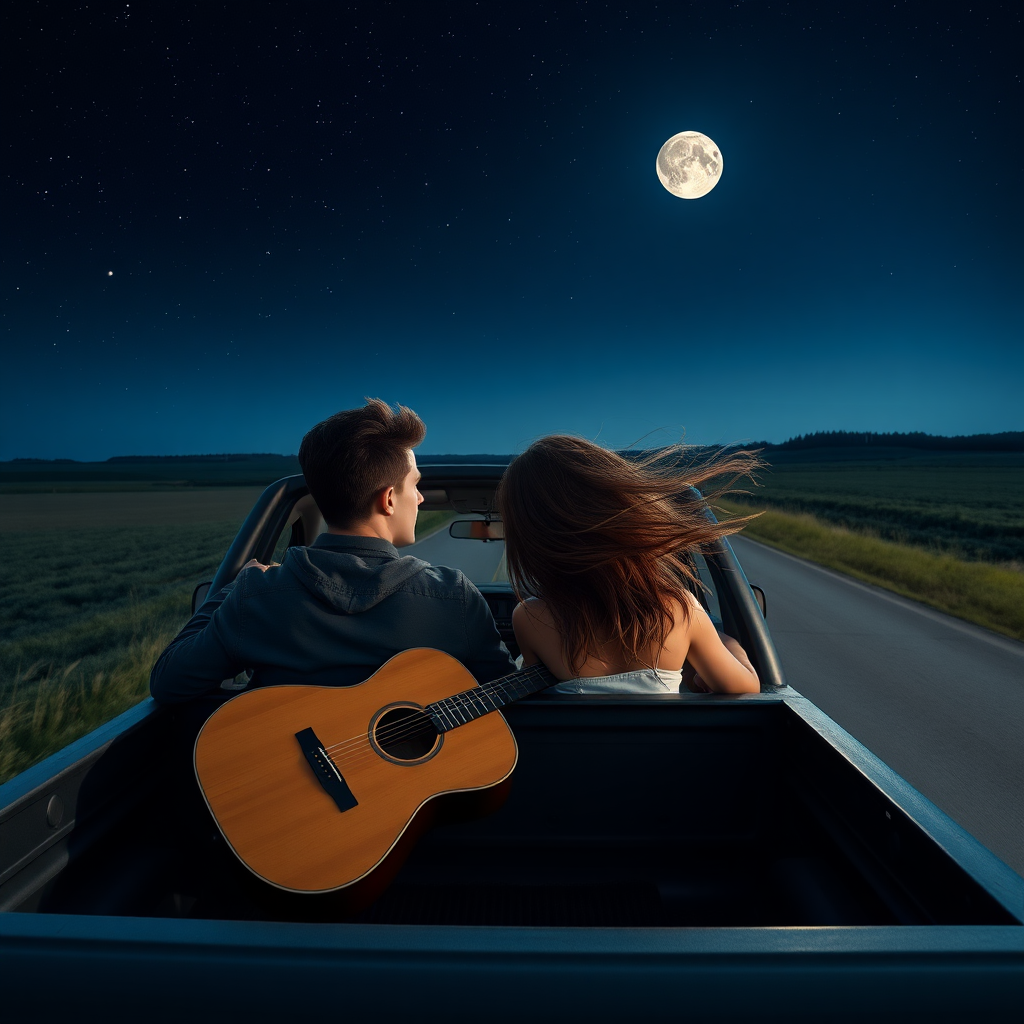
[373,706,440,763]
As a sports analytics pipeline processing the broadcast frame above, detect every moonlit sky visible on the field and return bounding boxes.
[3,2,1021,460]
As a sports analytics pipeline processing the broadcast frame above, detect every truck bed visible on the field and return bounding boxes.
[1,689,1020,1021]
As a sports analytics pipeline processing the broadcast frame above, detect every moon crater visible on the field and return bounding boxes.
[656,132,723,199]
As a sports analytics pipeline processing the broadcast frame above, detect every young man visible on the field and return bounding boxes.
[149,399,515,703]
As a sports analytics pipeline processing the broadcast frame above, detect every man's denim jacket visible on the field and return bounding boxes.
[150,533,515,703]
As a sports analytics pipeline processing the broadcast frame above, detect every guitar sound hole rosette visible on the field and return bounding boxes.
[368,703,443,765]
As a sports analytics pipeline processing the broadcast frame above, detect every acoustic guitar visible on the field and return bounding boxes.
[193,648,557,896]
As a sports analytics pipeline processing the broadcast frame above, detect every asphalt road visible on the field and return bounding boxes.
[731,535,1024,877]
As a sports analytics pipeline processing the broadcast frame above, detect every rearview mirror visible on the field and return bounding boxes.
[449,520,505,541]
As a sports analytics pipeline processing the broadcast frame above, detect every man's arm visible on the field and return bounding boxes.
[149,575,250,703]
[460,579,517,684]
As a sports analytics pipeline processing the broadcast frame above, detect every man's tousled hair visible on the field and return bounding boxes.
[298,398,425,528]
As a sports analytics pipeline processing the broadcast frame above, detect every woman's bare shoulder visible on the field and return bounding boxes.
[666,590,702,625]
[511,597,566,672]
[512,597,555,629]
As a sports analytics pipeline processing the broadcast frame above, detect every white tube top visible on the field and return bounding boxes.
[548,667,682,694]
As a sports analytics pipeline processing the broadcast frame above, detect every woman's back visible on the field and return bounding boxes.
[498,436,761,695]
[512,591,756,694]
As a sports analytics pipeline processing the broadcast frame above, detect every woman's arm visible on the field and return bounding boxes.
[682,603,760,693]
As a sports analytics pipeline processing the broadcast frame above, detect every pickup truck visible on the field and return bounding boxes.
[1,463,1020,1021]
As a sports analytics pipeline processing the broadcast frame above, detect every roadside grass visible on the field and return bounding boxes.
[721,500,1024,642]
[0,505,251,785]
[748,450,1024,563]
[0,579,221,786]
[0,618,181,784]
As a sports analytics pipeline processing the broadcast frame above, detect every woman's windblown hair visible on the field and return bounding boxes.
[496,436,763,675]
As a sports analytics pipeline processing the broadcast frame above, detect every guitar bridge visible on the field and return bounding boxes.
[295,727,358,813]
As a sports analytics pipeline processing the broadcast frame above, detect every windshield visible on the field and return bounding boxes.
[408,515,508,585]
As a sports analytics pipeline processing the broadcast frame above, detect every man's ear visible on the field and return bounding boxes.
[375,485,395,517]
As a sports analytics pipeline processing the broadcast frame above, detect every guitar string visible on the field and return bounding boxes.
[311,668,552,772]
[317,665,548,758]
[328,684,538,772]
[288,684,540,778]
[307,673,543,778]
[326,702,516,777]
[223,665,551,783]
[318,668,548,764]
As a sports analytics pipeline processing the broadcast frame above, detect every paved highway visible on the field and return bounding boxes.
[732,535,1024,877]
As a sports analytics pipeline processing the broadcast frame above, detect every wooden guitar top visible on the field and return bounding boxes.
[194,648,518,893]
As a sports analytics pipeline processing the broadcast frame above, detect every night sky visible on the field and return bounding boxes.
[4,2,1021,461]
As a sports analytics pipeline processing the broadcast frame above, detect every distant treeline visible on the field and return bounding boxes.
[106,453,294,463]
[419,454,514,464]
[750,430,1024,452]
[7,453,515,466]
[6,432,1023,464]
[10,453,295,464]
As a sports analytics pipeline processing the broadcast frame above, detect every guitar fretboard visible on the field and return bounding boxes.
[426,663,558,733]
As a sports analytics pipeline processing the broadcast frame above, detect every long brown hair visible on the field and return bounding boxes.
[496,436,762,674]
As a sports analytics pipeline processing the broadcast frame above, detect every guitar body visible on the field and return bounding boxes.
[194,648,517,895]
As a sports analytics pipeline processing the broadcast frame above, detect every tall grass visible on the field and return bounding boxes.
[0,630,175,783]
[0,516,243,785]
[0,585,197,783]
[723,500,1024,642]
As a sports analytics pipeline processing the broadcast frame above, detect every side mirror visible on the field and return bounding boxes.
[750,584,766,620]
[449,520,505,541]
[191,581,213,615]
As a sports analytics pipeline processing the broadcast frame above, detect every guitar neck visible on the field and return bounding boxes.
[426,663,558,733]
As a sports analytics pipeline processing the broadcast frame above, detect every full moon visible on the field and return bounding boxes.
[656,131,723,199]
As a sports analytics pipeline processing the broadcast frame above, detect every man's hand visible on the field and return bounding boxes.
[241,559,279,572]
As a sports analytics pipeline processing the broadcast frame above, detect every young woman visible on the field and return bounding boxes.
[496,435,761,694]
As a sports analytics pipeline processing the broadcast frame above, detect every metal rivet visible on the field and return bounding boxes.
[46,794,64,828]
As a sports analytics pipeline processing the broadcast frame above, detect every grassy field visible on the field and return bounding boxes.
[715,448,1024,640]
[0,489,264,783]
[746,449,1024,565]
[0,455,302,493]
